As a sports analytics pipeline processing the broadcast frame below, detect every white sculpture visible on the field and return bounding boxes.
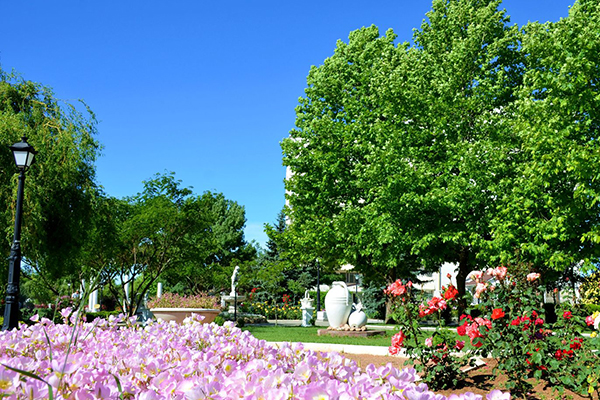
[230,265,240,296]
[300,291,314,327]
[348,302,368,328]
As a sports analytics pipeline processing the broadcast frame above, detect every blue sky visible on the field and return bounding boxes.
[0,0,574,248]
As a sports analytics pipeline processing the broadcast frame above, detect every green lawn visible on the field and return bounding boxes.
[241,325,396,346]
[241,324,468,348]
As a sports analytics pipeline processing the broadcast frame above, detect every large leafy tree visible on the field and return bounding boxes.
[0,71,101,296]
[162,191,256,295]
[282,26,418,289]
[378,0,523,309]
[282,0,523,313]
[490,0,600,274]
[102,173,209,315]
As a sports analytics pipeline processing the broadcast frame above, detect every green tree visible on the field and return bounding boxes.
[282,26,419,295]
[102,173,208,316]
[282,0,522,314]
[162,191,257,295]
[490,0,600,273]
[0,71,101,298]
[380,0,523,311]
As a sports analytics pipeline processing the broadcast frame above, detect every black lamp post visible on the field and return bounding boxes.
[316,259,321,312]
[2,137,36,331]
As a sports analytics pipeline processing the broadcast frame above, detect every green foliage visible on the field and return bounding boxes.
[162,190,256,295]
[490,0,600,269]
[99,172,256,316]
[0,70,101,296]
[580,271,600,305]
[101,173,208,316]
[359,283,385,319]
[282,0,524,317]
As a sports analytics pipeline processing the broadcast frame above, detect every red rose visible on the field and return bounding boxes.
[443,285,459,301]
[457,321,468,336]
[555,350,563,360]
[491,308,505,320]
[563,311,572,319]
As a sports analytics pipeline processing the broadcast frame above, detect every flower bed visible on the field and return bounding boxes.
[385,267,600,398]
[0,310,507,399]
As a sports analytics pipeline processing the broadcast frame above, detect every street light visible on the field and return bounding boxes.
[316,259,321,312]
[3,137,36,331]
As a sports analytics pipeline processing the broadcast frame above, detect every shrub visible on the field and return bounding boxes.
[462,266,600,398]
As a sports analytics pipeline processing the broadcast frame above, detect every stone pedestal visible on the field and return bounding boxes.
[221,294,246,313]
[317,310,328,321]
[301,307,314,327]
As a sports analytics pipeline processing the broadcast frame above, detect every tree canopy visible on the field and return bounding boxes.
[0,71,101,293]
[282,0,600,312]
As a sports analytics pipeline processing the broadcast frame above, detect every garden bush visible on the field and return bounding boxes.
[386,266,600,398]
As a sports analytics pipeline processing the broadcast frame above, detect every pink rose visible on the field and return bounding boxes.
[493,266,508,281]
[474,282,488,298]
[470,270,483,283]
[586,315,595,326]
[425,337,433,347]
[526,272,541,282]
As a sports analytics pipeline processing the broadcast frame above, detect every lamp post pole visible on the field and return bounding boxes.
[3,137,36,331]
[2,170,26,330]
[316,259,321,312]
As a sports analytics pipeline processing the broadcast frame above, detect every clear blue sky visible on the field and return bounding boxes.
[0,0,574,248]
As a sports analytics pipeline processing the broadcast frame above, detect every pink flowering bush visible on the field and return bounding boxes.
[147,292,220,309]
[0,308,511,399]
[385,279,474,390]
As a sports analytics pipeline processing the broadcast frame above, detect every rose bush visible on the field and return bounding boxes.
[0,310,509,399]
[385,279,474,390]
[461,266,600,398]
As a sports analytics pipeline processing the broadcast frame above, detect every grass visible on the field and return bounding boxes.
[241,325,396,347]
[241,324,469,348]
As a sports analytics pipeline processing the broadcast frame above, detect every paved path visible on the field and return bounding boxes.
[267,341,394,356]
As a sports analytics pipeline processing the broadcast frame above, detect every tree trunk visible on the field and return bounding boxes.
[384,297,397,324]
[456,247,470,318]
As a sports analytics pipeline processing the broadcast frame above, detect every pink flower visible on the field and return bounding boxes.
[389,331,405,355]
[490,266,508,281]
[526,272,541,282]
[470,271,483,283]
[384,280,407,297]
[424,337,433,347]
[586,315,595,326]
[474,282,488,298]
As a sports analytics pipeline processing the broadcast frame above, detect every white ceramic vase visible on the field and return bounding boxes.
[348,303,368,328]
[324,281,352,328]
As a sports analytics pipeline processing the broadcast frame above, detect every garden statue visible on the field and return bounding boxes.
[230,265,240,296]
[300,290,314,327]
[348,302,368,328]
